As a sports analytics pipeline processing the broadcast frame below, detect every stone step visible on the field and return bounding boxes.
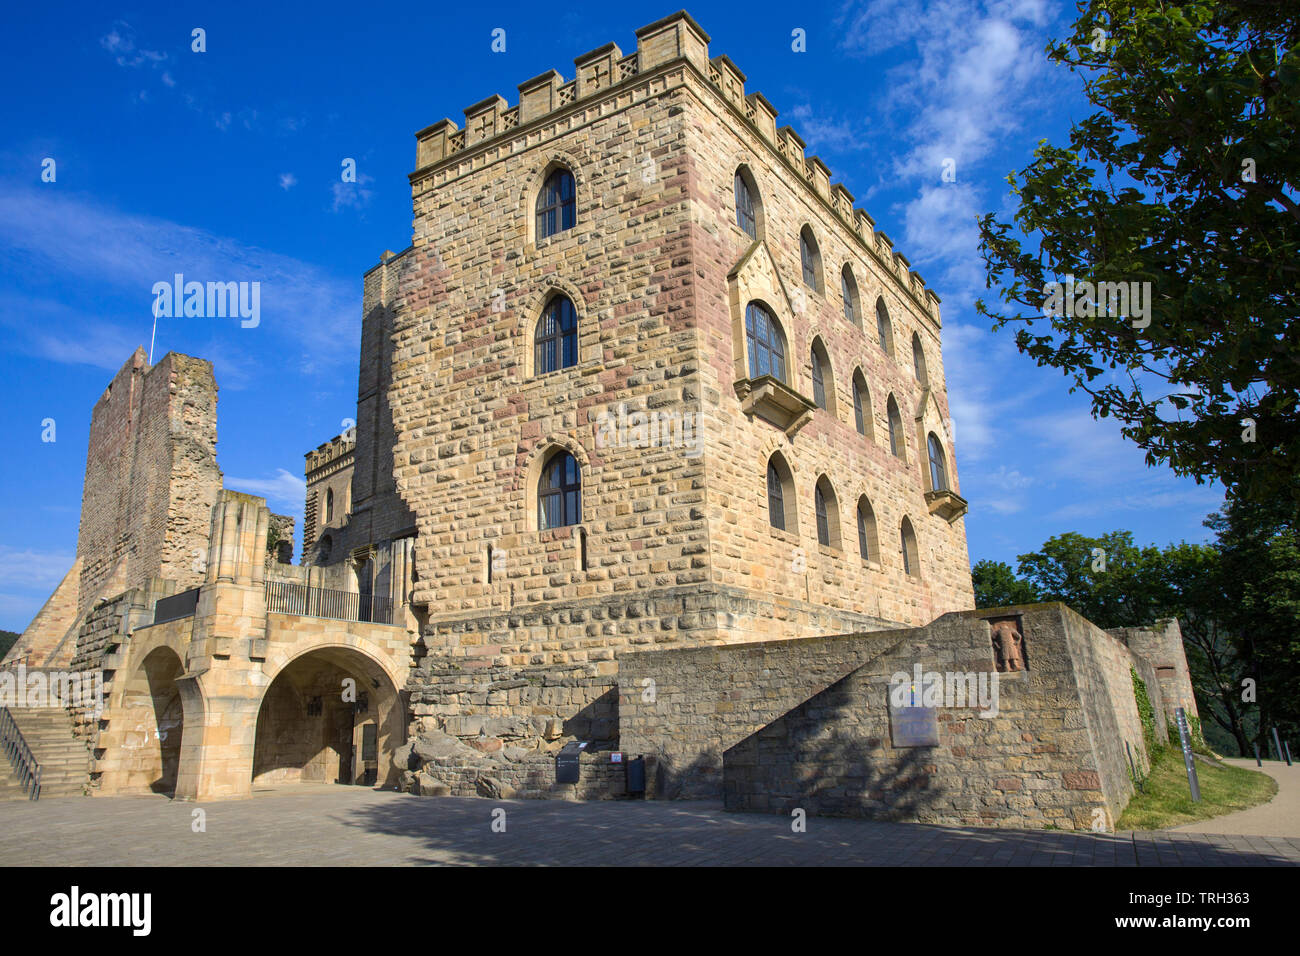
[2,706,91,798]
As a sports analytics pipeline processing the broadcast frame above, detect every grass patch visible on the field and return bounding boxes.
[1118,748,1277,830]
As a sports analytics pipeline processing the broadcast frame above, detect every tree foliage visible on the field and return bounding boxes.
[971,559,1040,608]
[977,0,1300,506]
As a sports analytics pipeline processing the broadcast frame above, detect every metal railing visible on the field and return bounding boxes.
[153,587,201,625]
[0,707,40,801]
[264,580,393,625]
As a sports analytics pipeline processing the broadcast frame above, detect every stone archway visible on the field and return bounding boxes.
[252,645,402,790]
[115,646,187,795]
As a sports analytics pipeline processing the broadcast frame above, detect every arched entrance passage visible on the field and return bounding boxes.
[252,646,402,790]
[117,646,187,795]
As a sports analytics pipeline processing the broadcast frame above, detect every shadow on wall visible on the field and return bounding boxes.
[563,686,618,746]
[720,669,936,821]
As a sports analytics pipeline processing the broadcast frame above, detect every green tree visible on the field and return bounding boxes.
[977,0,1300,507]
[1205,497,1300,751]
[0,629,17,661]
[1015,529,1174,627]
[971,559,1039,609]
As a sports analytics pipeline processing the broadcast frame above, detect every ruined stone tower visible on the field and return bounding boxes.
[3,348,222,669]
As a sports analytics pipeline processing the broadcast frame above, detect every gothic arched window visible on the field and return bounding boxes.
[534,296,578,375]
[928,432,949,492]
[734,169,758,239]
[876,298,894,356]
[857,497,878,562]
[887,395,905,459]
[800,226,822,292]
[538,450,581,530]
[745,302,787,382]
[842,266,861,327]
[536,167,576,239]
[767,459,786,531]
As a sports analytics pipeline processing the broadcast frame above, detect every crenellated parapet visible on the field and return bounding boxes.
[305,431,356,480]
[411,9,942,320]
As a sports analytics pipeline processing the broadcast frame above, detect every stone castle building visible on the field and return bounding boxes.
[0,12,1199,830]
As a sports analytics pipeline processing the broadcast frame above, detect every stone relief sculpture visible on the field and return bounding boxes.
[991,618,1027,672]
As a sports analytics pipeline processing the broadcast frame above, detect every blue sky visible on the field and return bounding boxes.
[0,0,1223,631]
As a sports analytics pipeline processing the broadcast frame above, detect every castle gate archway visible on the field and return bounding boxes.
[115,646,187,795]
[252,645,401,789]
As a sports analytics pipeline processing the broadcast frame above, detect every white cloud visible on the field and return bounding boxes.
[224,469,307,515]
[784,104,871,154]
[0,546,75,595]
[0,183,359,372]
[840,0,1063,304]
[331,175,374,213]
[900,182,984,291]
[99,22,167,69]
[279,173,298,191]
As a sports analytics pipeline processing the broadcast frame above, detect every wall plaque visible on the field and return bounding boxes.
[889,692,939,747]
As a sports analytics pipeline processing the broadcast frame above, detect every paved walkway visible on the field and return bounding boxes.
[1173,759,1299,837]
[0,786,1297,866]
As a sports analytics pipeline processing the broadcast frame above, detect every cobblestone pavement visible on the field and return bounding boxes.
[1,786,1297,866]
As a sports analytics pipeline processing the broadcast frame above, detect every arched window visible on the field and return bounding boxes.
[814,476,840,549]
[734,169,758,239]
[912,333,928,385]
[317,533,333,564]
[887,394,905,459]
[852,371,872,438]
[766,459,786,531]
[536,167,576,239]
[766,453,796,533]
[324,488,334,524]
[800,227,822,292]
[876,298,894,356]
[534,295,578,375]
[900,517,920,577]
[841,266,860,327]
[538,450,581,530]
[928,433,949,492]
[810,338,834,414]
[856,497,878,562]
[745,302,787,382]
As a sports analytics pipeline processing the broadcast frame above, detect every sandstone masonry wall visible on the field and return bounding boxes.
[684,65,973,632]
[618,629,907,797]
[720,605,1141,829]
[75,349,220,618]
[385,11,970,701]
[1,557,82,667]
[1110,619,1199,726]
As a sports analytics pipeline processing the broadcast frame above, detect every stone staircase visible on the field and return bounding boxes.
[0,707,91,800]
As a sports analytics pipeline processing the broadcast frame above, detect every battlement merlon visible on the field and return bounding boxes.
[408,9,942,326]
[304,433,357,478]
